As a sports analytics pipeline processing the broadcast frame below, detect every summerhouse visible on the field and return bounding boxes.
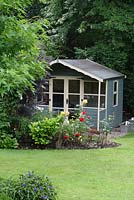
[35,59,125,130]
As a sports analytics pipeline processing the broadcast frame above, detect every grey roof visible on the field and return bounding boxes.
[49,59,125,82]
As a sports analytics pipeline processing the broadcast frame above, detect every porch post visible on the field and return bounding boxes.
[49,79,53,112]
[97,81,101,131]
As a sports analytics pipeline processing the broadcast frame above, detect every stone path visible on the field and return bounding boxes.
[111,127,128,138]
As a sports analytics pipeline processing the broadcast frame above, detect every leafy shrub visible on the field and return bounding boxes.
[13,116,32,147]
[29,115,62,145]
[0,193,13,200]
[0,171,57,200]
[0,132,18,149]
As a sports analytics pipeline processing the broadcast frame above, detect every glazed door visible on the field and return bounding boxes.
[68,79,80,111]
[52,79,64,113]
[51,78,81,114]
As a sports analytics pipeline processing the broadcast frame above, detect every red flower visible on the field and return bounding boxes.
[74,133,81,137]
[81,111,87,115]
[87,116,91,119]
[64,135,69,140]
[79,117,84,122]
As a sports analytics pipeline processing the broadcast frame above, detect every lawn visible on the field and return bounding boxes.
[0,133,134,200]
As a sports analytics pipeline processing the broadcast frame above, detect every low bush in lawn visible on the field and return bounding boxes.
[0,132,18,149]
[0,171,57,200]
[0,193,13,200]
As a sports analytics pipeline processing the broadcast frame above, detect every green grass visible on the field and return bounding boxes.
[0,133,134,200]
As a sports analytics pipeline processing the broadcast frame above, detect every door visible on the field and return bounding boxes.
[52,79,64,113]
[51,78,81,113]
[68,79,80,111]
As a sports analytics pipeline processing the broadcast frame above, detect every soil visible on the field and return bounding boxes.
[59,140,121,149]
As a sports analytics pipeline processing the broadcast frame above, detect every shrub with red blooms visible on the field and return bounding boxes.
[74,133,81,137]
[81,111,87,115]
[64,135,69,140]
[79,117,84,122]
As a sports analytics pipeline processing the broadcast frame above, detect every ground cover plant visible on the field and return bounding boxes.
[0,133,134,200]
[0,171,56,200]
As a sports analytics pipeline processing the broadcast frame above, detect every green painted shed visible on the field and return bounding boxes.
[35,59,125,130]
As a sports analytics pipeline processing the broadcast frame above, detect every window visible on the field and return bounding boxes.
[35,80,49,105]
[113,80,118,106]
[84,81,106,108]
[68,80,80,109]
[53,79,64,108]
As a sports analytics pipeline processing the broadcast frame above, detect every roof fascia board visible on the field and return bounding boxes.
[49,59,103,82]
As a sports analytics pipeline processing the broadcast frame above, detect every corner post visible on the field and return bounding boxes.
[97,81,101,131]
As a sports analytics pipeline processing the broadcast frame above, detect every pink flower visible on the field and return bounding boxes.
[74,133,81,137]
[79,117,84,122]
[81,111,87,115]
[64,135,69,140]
[87,116,91,119]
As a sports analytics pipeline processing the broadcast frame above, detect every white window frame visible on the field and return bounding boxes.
[113,80,118,107]
[35,80,49,106]
[83,80,106,109]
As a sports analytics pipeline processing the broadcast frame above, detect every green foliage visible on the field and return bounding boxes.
[0,132,18,149]
[0,171,57,200]
[100,115,113,136]
[99,115,114,147]
[45,0,134,112]
[0,0,49,137]
[0,193,13,200]
[29,115,62,145]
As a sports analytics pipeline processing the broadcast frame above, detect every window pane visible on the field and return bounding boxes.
[53,79,64,93]
[100,96,105,108]
[69,80,80,93]
[84,82,98,94]
[84,95,98,107]
[53,94,64,107]
[69,95,80,108]
[113,94,117,105]
[42,80,49,92]
[42,94,49,105]
[101,82,106,94]
[37,92,42,102]
[114,81,117,92]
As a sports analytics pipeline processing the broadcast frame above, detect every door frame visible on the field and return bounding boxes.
[49,76,84,113]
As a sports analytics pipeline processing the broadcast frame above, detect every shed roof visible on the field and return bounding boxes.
[49,59,125,82]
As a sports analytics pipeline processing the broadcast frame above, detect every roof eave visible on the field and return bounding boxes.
[49,59,104,82]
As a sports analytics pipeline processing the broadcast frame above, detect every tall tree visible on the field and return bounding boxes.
[0,0,49,132]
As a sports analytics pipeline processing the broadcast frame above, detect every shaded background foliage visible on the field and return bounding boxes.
[41,0,134,115]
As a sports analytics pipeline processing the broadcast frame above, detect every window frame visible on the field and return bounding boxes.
[83,80,106,109]
[35,80,49,106]
[113,80,118,107]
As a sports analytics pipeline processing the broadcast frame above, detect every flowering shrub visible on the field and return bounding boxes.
[0,171,57,200]
[100,115,113,136]
[59,110,91,147]
[99,115,114,147]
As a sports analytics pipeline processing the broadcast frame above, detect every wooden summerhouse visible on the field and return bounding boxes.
[35,59,125,130]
